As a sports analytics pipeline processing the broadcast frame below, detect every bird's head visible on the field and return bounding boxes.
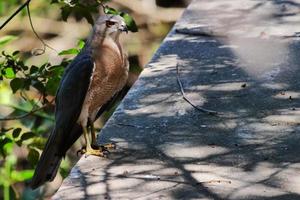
[93,14,128,40]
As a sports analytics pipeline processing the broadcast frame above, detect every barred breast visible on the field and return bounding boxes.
[77,41,129,126]
[88,46,128,114]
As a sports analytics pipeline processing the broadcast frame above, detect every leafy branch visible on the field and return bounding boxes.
[0,99,54,121]
[52,0,138,32]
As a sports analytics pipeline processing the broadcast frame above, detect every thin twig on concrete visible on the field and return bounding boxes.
[176,63,218,115]
[175,28,227,38]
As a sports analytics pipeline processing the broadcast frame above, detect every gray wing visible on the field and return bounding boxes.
[53,52,94,149]
[31,51,94,189]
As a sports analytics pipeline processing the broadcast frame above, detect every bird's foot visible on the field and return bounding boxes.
[77,147,108,157]
[76,143,116,157]
[84,148,108,158]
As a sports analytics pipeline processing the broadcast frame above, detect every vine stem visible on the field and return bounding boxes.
[26,3,57,55]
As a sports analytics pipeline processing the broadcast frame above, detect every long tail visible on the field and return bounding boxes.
[30,123,83,189]
[30,132,62,189]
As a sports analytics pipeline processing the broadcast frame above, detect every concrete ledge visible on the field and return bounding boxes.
[54,0,300,199]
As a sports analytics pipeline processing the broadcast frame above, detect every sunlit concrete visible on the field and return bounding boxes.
[54,0,300,199]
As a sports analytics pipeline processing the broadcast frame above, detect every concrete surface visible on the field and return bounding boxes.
[54,0,300,199]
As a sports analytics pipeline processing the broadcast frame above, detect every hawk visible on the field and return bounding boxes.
[31,14,129,189]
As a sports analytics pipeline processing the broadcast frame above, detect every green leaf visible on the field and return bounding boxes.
[28,137,46,150]
[16,140,23,147]
[11,170,34,182]
[10,78,24,93]
[3,141,13,154]
[20,132,36,141]
[61,6,72,21]
[30,65,39,74]
[0,138,12,157]
[120,12,138,32]
[12,128,22,138]
[77,40,85,49]
[12,51,20,56]
[0,35,17,47]
[28,148,40,166]
[81,10,94,25]
[49,66,64,77]
[4,67,15,79]
[32,81,45,93]
[59,48,79,56]
[46,76,60,96]
[104,6,120,15]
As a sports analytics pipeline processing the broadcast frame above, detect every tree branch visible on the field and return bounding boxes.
[0,0,31,30]
[0,99,54,121]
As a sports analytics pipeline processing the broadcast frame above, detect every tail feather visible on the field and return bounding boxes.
[30,131,62,189]
[31,124,83,189]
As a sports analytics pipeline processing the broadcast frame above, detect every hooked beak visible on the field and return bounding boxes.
[119,25,128,33]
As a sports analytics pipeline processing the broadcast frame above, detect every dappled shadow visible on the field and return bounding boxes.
[54,1,300,199]
[60,32,300,199]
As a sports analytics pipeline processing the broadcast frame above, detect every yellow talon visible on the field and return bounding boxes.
[84,147,108,158]
[77,145,109,157]
[78,126,115,157]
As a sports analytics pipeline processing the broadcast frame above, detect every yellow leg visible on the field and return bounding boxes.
[82,126,107,157]
[90,122,97,146]
[83,126,91,149]
[90,122,116,150]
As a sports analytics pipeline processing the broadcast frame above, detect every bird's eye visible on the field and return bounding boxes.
[106,20,116,27]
